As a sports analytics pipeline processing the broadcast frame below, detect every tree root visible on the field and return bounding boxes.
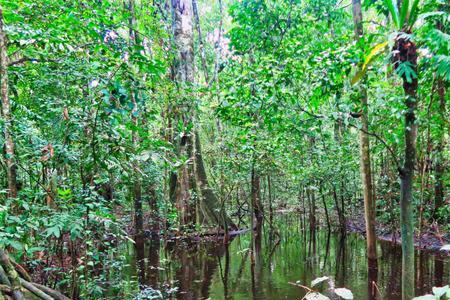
[0,250,24,300]
[30,283,70,300]
[19,279,52,300]
[0,249,69,300]
[9,263,31,283]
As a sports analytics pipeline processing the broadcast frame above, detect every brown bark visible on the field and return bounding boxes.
[251,166,263,227]
[191,0,209,83]
[434,78,446,219]
[267,175,273,228]
[0,6,18,199]
[352,0,377,262]
[171,0,234,229]
[170,0,197,226]
[194,131,236,229]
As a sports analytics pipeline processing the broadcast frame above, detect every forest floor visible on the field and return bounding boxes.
[347,215,450,255]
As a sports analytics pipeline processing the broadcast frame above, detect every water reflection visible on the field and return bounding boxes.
[129,215,450,300]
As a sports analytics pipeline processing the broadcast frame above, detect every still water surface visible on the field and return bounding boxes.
[126,215,450,299]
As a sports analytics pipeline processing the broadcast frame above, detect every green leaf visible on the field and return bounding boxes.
[396,61,417,83]
[399,0,410,27]
[409,0,421,26]
[8,240,23,251]
[46,226,61,238]
[384,0,400,28]
[351,41,389,85]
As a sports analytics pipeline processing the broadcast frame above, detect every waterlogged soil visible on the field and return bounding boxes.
[125,215,450,300]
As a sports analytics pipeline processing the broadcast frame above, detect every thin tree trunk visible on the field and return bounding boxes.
[320,185,331,231]
[434,78,446,220]
[267,174,273,229]
[393,33,418,300]
[333,185,345,232]
[129,0,143,236]
[0,6,18,199]
[251,164,263,228]
[352,0,377,262]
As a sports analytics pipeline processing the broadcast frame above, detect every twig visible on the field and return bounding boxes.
[288,281,314,292]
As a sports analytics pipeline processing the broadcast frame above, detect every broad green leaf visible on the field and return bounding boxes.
[395,61,417,83]
[384,0,400,28]
[409,0,421,26]
[399,0,410,28]
[351,41,389,85]
[418,11,445,21]
[334,288,354,299]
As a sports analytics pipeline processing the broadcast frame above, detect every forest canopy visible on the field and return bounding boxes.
[0,0,449,299]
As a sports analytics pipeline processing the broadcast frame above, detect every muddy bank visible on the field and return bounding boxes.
[347,217,450,256]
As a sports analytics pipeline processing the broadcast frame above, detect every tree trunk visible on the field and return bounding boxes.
[171,0,197,226]
[320,185,331,231]
[193,131,236,229]
[434,76,446,220]
[267,174,273,229]
[129,0,143,236]
[251,165,263,228]
[171,0,234,230]
[0,6,18,199]
[352,0,377,262]
[393,34,418,300]
[191,0,209,83]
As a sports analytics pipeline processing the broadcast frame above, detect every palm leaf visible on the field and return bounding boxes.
[408,0,421,26]
[384,0,400,29]
[351,41,389,85]
[399,0,410,28]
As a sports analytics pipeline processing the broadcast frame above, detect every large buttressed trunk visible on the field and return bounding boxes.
[172,0,194,83]
[171,0,236,229]
[194,131,236,230]
[171,0,197,226]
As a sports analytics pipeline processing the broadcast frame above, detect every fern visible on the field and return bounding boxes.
[435,55,450,82]
[396,61,417,83]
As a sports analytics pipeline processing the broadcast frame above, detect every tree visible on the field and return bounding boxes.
[351,0,377,264]
[170,0,235,230]
[0,5,17,199]
[385,1,421,299]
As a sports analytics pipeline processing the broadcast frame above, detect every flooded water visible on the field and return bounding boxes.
[125,215,450,299]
